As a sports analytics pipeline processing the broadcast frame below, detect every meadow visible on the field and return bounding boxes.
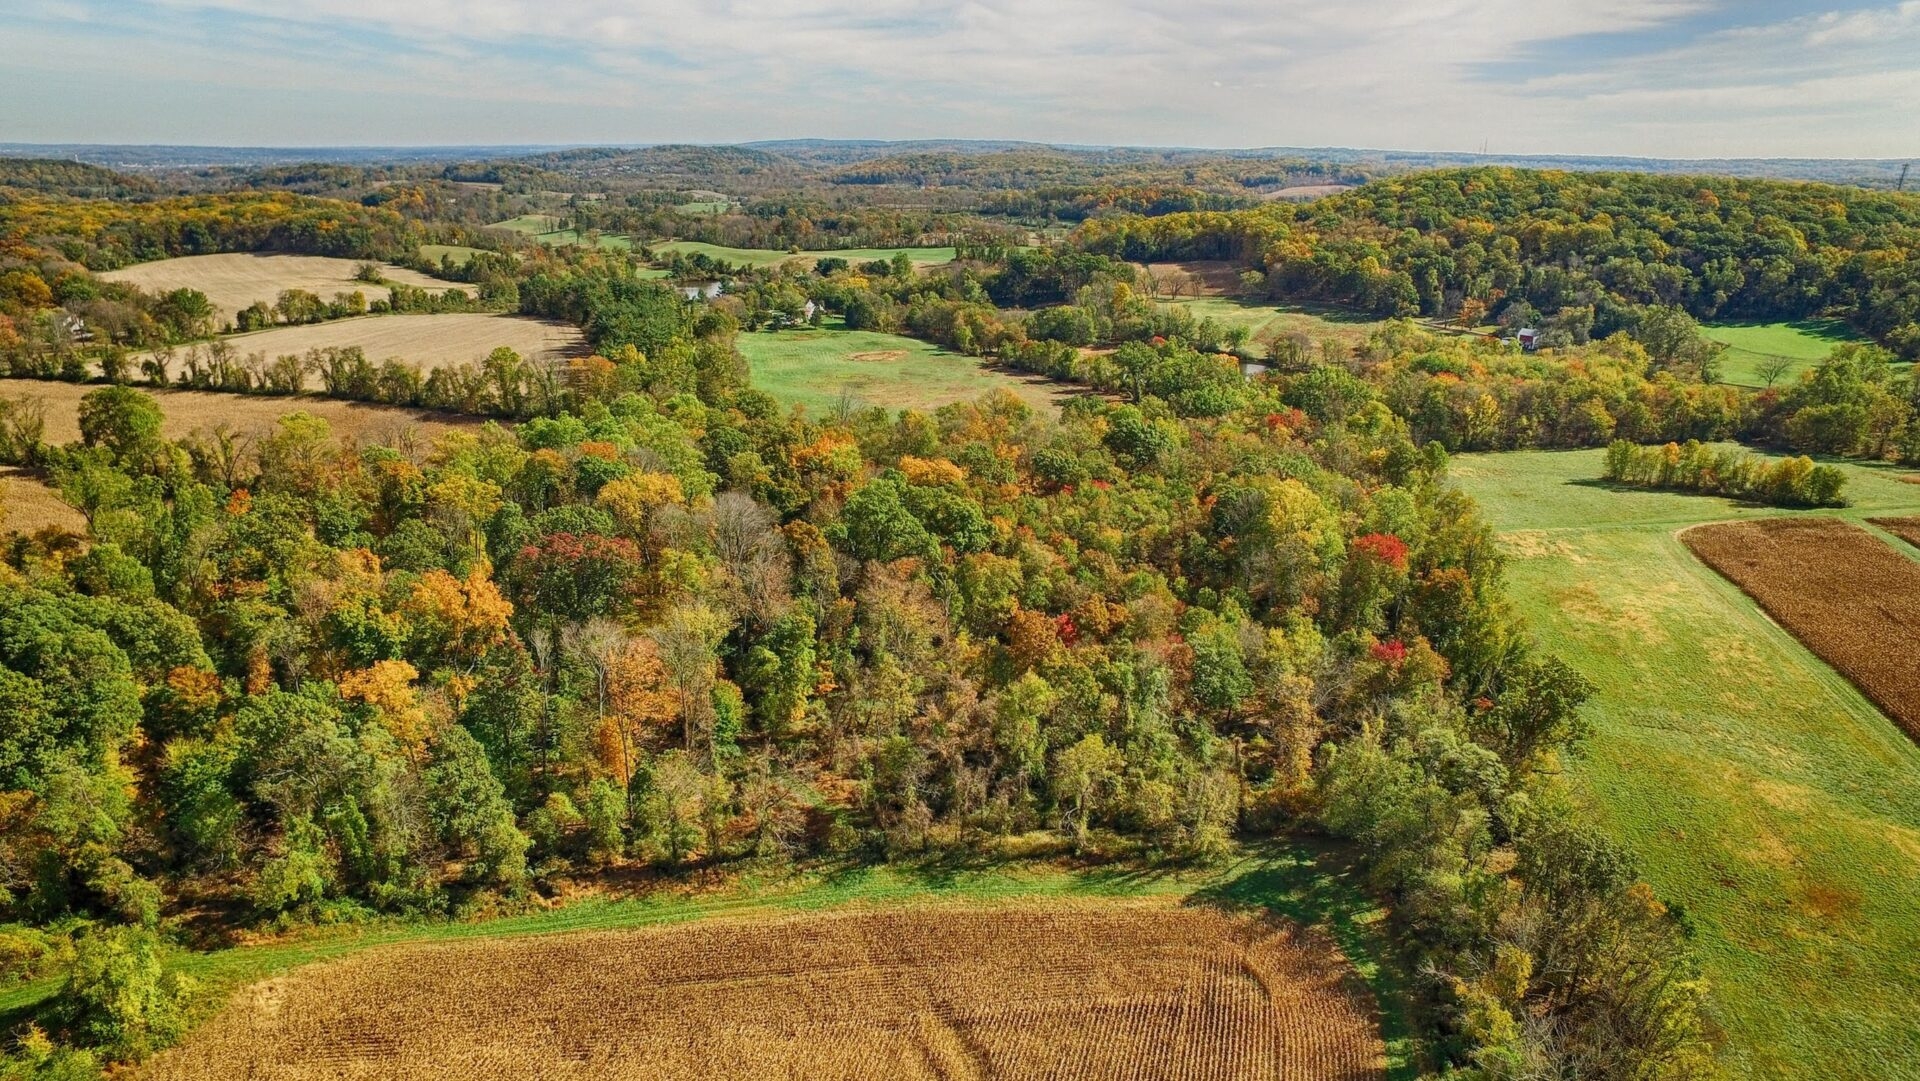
[1154,296,1385,353]
[1449,449,1920,1080]
[418,244,488,266]
[99,254,475,325]
[3,849,1418,1081]
[486,215,635,251]
[1700,319,1875,388]
[737,325,1078,415]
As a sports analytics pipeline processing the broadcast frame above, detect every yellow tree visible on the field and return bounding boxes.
[339,659,431,756]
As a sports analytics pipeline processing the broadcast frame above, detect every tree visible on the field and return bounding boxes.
[1757,355,1793,388]
[648,603,730,760]
[53,927,193,1062]
[1052,733,1121,853]
[637,750,707,864]
[76,387,164,472]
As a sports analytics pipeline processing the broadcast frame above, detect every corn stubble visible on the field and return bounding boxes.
[146,903,1386,1080]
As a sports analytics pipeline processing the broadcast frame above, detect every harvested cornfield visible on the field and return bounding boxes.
[1870,516,1920,550]
[100,253,475,324]
[1684,517,1920,742]
[145,902,1386,1081]
[0,466,86,535]
[0,378,481,448]
[188,313,588,371]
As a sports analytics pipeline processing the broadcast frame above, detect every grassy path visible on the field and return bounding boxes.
[1451,449,1920,1080]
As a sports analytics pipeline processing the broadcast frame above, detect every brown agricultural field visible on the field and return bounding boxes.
[0,466,86,535]
[0,378,482,447]
[153,313,589,372]
[1869,516,1920,550]
[144,902,1387,1081]
[0,378,484,535]
[1683,517,1920,742]
[100,253,476,325]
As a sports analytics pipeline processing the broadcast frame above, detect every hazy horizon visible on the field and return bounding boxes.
[5,1,1919,159]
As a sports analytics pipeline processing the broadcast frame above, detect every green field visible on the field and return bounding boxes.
[1450,448,1920,1080]
[674,200,734,215]
[419,244,488,266]
[738,324,1073,415]
[1702,319,1872,388]
[652,241,958,269]
[1156,296,1386,351]
[0,847,1418,1079]
[488,214,563,235]
[486,216,635,251]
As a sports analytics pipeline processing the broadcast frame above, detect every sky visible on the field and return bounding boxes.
[1,0,1917,158]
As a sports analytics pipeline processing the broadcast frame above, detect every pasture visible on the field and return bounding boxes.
[1155,296,1385,353]
[419,244,488,266]
[486,216,635,251]
[187,313,587,371]
[146,902,1385,1081]
[739,326,1078,415]
[99,254,475,326]
[1700,318,1875,388]
[1449,448,1920,1080]
[651,241,959,269]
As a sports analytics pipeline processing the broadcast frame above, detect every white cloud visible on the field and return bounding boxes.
[2,0,1916,156]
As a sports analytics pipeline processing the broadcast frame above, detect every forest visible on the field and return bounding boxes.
[6,153,1920,1081]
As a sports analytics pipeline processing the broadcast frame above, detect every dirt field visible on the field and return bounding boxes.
[170,313,588,370]
[0,378,483,535]
[0,378,482,448]
[100,254,476,324]
[0,466,86,535]
[145,901,1386,1081]
[1870,517,1920,550]
[1684,517,1920,743]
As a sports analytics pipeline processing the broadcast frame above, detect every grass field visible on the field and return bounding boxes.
[651,241,958,269]
[1450,448,1920,1080]
[100,254,475,326]
[1700,319,1875,388]
[1155,296,1385,353]
[184,313,587,370]
[739,325,1079,415]
[2,849,1418,1080]
[486,216,635,251]
[148,901,1385,1080]
[488,214,563,234]
[419,244,488,266]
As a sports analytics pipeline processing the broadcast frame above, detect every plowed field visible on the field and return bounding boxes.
[101,254,475,324]
[1684,517,1920,742]
[145,902,1386,1081]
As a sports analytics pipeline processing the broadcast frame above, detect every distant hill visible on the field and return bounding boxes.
[0,157,157,199]
[1,140,1910,189]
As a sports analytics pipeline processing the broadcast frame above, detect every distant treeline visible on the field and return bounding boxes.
[1074,168,1920,356]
